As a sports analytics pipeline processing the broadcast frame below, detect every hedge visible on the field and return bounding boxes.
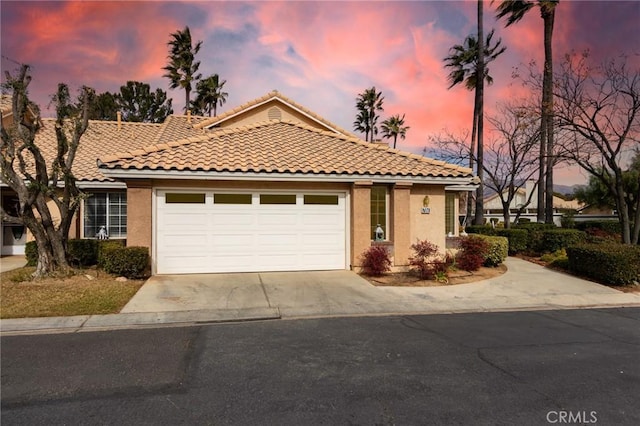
[24,239,126,268]
[575,220,622,235]
[464,225,497,236]
[496,229,528,255]
[539,229,587,254]
[567,243,640,286]
[25,241,38,266]
[514,222,557,254]
[474,235,508,267]
[101,246,150,279]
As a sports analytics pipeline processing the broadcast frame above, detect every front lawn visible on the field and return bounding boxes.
[1,267,144,319]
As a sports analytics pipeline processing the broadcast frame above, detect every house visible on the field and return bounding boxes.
[2,91,478,274]
[483,180,583,226]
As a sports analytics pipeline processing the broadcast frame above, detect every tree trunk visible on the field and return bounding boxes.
[543,6,556,224]
[502,201,511,229]
[466,89,479,227]
[473,0,485,226]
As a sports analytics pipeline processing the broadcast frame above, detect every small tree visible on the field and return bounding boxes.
[116,81,173,123]
[0,65,92,277]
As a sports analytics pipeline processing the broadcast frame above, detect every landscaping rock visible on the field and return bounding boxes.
[115,277,128,282]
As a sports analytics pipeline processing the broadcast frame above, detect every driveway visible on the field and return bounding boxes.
[120,257,640,318]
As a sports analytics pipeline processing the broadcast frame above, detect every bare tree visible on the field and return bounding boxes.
[554,52,640,244]
[0,65,92,277]
[427,100,540,228]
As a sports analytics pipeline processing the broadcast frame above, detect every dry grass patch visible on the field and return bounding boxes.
[1,267,144,319]
[364,265,507,287]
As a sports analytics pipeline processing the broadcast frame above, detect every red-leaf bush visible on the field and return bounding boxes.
[360,245,392,276]
[457,236,490,272]
[408,239,440,279]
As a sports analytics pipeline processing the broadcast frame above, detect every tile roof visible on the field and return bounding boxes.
[99,120,473,179]
[194,90,358,138]
[153,114,210,145]
[32,119,163,182]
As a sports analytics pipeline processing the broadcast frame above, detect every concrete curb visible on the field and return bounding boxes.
[3,302,639,336]
[1,307,281,335]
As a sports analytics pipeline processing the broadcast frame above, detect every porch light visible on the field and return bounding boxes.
[374,224,384,241]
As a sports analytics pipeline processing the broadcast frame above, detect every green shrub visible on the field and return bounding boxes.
[539,229,586,254]
[102,246,150,279]
[67,239,98,267]
[475,235,508,267]
[496,229,528,255]
[25,241,38,266]
[575,220,622,235]
[360,245,392,277]
[464,225,497,236]
[97,240,126,267]
[540,248,567,263]
[567,243,640,286]
[560,212,576,229]
[457,236,489,272]
[515,222,557,254]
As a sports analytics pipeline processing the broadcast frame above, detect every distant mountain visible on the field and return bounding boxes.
[554,184,579,196]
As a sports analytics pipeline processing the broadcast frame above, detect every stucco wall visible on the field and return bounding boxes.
[350,181,372,268]
[409,185,447,254]
[126,180,152,249]
[391,183,412,266]
[216,100,332,131]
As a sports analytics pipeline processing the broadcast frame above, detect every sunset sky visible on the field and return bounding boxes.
[2,1,639,185]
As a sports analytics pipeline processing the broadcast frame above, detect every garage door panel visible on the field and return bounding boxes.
[160,212,208,227]
[257,213,299,226]
[301,213,343,226]
[156,190,346,274]
[210,212,255,226]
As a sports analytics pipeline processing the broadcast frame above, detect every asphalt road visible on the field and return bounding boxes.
[2,308,639,425]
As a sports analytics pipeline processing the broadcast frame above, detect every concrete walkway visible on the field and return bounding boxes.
[0,255,26,273]
[2,257,640,335]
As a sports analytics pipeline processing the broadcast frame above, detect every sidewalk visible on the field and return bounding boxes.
[2,257,640,335]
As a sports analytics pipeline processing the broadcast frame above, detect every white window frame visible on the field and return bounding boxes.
[81,191,127,239]
[370,185,390,241]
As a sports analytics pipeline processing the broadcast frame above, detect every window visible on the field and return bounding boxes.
[304,195,338,205]
[166,193,205,204]
[260,194,296,205]
[445,193,456,235]
[84,192,127,238]
[370,186,387,240]
[214,193,252,204]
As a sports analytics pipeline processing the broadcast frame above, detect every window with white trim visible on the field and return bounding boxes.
[83,192,127,238]
[370,186,388,240]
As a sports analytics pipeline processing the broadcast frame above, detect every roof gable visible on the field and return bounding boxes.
[194,90,357,138]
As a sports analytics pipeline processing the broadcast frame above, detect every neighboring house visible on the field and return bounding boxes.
[2,91,478,274]
[483,180,583,226]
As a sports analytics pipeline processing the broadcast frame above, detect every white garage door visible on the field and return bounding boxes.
[155,190,347,274]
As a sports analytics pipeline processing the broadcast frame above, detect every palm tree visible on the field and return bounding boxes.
[497,0,559,223]
[354,87,384,142]
[444,14,506,225]
[162,26,203,113]
[192,74,228,117]
[381,114,410,149]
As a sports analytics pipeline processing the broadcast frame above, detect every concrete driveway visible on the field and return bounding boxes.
[121,258,640,319]
[121,270,403,318]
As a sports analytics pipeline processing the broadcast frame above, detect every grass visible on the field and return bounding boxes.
[1,267,144,319]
